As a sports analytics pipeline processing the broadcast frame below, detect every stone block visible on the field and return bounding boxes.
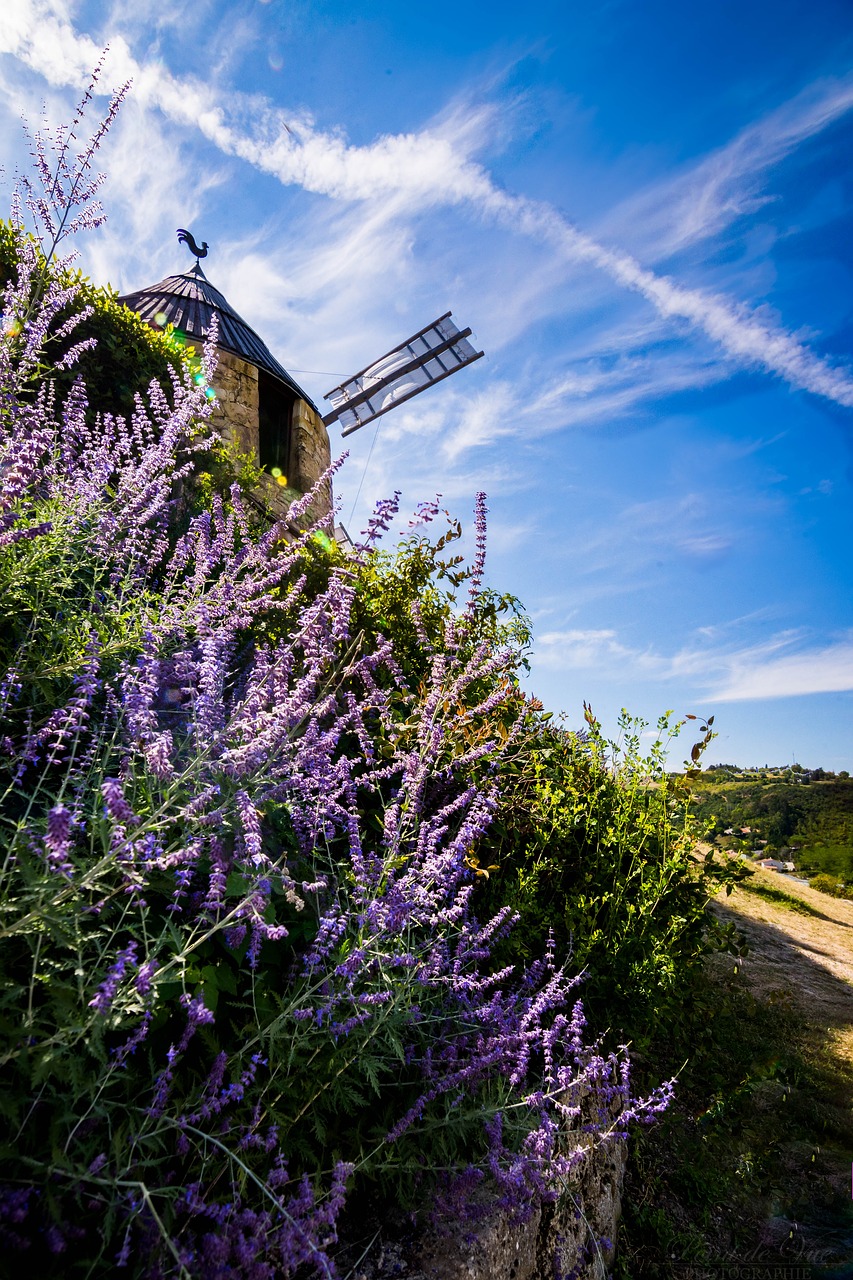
[187,339,333,521]
[345,1089,628,1280]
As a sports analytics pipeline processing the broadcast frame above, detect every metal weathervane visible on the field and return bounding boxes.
[177,228,209,262]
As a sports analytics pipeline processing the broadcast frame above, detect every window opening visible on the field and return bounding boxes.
[258,370,295,479]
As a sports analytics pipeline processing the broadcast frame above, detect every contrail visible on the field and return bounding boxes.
[4,0,853,409]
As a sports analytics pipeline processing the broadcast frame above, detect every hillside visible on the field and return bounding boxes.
[688,766,853,881]
[2,94,702,1278]
[615,860,853,1276]
[4,84,850,1280]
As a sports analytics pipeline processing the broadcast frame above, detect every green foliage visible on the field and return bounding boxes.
[348,513,531,691]
[188,438,274,531]
[690,771,853,879]
[0,218,183,418]
[808,871,853,900]
[0,507,148,772]
[475,707,748,1051]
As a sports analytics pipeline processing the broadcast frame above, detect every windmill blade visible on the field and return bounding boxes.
[322,313,484,436]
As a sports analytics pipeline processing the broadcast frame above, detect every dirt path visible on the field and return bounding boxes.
[708,859,853,1061]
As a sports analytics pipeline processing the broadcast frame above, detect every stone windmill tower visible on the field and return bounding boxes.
[120,234,332,524]
[122,229,484,530]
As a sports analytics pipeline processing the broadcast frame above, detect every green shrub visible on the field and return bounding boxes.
[476,707,748,1053]
[0,218,183,418]
[348,506,531,692]
[808,872,852,899]
[0,84,705,1274]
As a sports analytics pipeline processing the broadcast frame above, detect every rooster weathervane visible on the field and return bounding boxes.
[177,228,209,262]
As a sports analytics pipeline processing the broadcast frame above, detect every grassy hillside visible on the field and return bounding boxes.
[5,83,849,1279]
[1,91,701,1275]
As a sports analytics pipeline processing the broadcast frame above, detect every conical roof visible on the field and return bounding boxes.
[120,262,317,410]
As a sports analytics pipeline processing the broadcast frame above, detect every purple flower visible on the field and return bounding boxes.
[88,942,138,1016]
[101,777,136,826]
[179,990,215,1032]
[45,1225,66,1254]
[134,957,158,995]
[235,788,264,865]
[465,491,489,615]
[44,803,74,874]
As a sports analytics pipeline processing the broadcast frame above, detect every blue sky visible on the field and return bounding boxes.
[2,0,853,769]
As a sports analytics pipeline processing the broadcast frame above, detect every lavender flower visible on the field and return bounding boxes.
[134,957,158,996]
[101,777,136,826]
[0,81,677,1271]
[112,1009,152,1066]
[44,803,74,874]
[465,490,489,616]
[88,942,138,1016]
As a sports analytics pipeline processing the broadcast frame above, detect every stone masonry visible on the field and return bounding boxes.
[209,346,258,457]
[201,344,333,525]
[415,1114,627,1280]
[343,1088,628,1280]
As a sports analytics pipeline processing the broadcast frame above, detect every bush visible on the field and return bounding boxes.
[0,218,184,420]
[0,80,670,1277]
[476,708,748,1054]
[808,872,852,899]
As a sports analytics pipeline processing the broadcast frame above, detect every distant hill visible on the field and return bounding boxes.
[687,766,853,881]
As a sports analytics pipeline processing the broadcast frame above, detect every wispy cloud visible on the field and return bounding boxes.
[709,635,853,701]
[4,0,853,412]
[438,345,732,460]
[480,188,853,408]
[601,74,853,260]
[534,624,853,701]
[535,627,661,673]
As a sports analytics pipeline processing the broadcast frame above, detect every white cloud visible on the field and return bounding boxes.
[432,346,721,463]
[535,628,659,672]
[4,0,853,412]
[441,382,519,460]
[534,622,853,702]
[601,74,853,260]
[524,346,729,427]
[479,188,853,408]
[709,636,853,701]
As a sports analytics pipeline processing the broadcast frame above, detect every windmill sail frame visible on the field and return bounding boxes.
[322,312,484,437]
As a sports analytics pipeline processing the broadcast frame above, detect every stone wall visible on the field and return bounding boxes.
[415,1126,627,1280]
[288,396,333,526]
[290,398,331,494]
[200,343,333,524]
[209,346,259,457]
[343,1092,628,1280]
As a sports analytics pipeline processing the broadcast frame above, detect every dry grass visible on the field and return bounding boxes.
[710,861,853,1062]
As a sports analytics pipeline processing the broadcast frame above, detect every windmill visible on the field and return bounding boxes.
[121,232,485,531]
